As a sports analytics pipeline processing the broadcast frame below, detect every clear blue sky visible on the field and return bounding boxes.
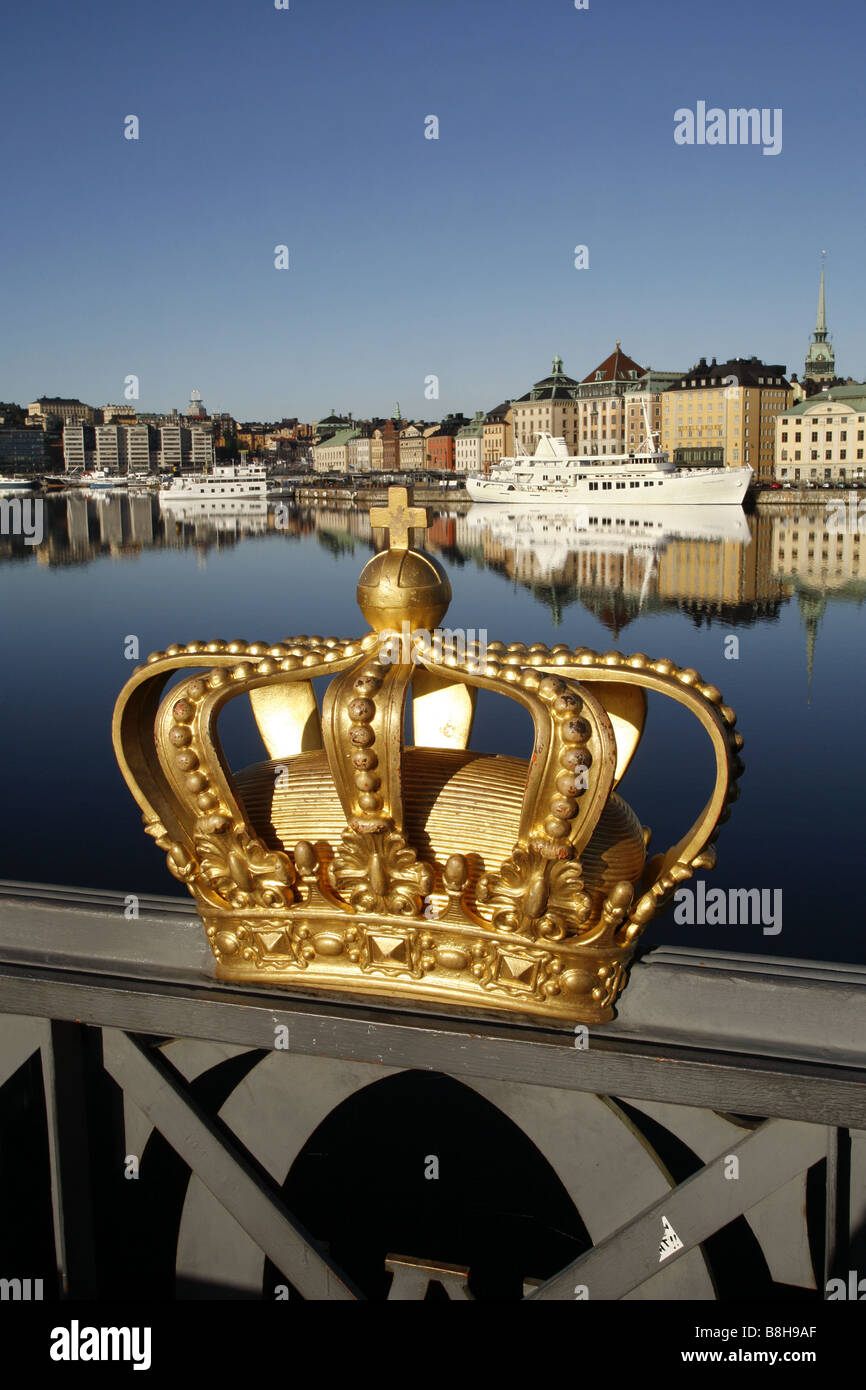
[1,0,863,422]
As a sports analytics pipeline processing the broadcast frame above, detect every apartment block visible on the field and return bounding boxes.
[662,356,792,479]
[190,427,214,470]
[95,425,124,471]
[63,422,92,471]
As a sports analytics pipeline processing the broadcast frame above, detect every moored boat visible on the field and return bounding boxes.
[81,469,128,490]
[467,408,751,506]
[0,474,37,491]
[158,461,267,501]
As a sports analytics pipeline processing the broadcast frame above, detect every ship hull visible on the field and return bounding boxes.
[466,465,752,506]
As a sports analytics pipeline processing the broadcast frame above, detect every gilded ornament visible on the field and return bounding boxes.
[113,485,744,1025]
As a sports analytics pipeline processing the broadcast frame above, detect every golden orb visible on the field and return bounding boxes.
[357,548,452,634]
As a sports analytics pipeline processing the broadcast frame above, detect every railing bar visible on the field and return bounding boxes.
[3,965,866,1125]
[101,1030,363,1301]
[528,1119,830,1301]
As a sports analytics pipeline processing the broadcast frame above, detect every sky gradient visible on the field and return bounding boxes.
[1,0,864,421]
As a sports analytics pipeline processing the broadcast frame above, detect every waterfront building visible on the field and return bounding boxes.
[0,428,46,472]
[662,357,792,480]
[483,402,513,469]
[126,425,154,475]
[159,424,189,473]
[313,427,358,474]
[28,396,94,428]
[190,427,214,470]
[370,428,385,472]
[62,422,92,471]
[455,412,486,473]
[348,432,372,472]
[575,343,645,456]
[398,424,428,473]
[95,425,124,472]
[314,410,354,443]
[624,369,683,453]
[426,414,468,471]
[804,255,836,385]
[369,413,404,472]
[774,385,866,484]
[510,357,581,453]
[345,433,366,473]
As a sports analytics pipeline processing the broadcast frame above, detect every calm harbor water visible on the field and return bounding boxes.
[1,490,863,964]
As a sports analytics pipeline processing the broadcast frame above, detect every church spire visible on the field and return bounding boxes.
[815,251,827,339]
[804,251,835,382]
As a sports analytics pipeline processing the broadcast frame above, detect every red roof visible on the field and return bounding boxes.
[581,344,643,384]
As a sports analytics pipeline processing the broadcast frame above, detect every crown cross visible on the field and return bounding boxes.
[370,486,428,550]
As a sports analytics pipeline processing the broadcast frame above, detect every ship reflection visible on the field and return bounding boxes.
[458,502,775,633]
[7,492,865,647]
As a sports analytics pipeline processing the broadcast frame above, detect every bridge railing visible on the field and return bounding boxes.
[1,880,864,1300]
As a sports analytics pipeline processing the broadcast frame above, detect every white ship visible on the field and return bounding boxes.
[467,409,751,506]
[158,461,267,502]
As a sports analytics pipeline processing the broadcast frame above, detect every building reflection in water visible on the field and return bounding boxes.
[5,493,864,669]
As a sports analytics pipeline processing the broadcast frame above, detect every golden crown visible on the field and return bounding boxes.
[112,488,743,1025]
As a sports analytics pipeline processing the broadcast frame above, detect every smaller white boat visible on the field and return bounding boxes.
[0,475,37,490]
[81,469,128,490]
[158,461,267,501]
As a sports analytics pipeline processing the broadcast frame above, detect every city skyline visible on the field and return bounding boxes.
[5,296,848,430]
[1,0,864,419]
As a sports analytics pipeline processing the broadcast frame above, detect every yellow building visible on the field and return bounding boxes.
[483,402,513,468]
[370,429,385,472]
[661,356,792,480]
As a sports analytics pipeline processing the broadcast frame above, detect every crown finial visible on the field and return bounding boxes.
[358,485,451,634]
[370,485,428,551]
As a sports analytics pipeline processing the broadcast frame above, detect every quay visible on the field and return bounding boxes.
[290,482,469,506]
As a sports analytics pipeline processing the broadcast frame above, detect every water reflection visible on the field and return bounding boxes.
[2,492,864,647]
[2,491,864,961]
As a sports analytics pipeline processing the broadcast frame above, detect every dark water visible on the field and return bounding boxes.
[1,490,862,964]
